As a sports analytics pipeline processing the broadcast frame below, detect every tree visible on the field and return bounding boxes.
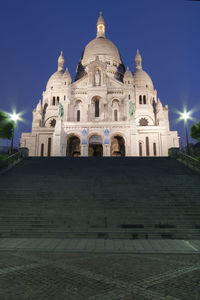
[0,111,14,140]
[191,121,200,143]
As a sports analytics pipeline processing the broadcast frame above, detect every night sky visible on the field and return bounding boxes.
[0,0,199,148]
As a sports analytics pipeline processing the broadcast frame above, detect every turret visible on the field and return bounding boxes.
[135,49,142,70]
[58,51,64,72]
[97,12,105,38]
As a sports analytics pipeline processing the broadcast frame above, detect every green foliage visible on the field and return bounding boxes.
[191,121,200,143]
[0,111,14,139]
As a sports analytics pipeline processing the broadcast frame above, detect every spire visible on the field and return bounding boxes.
[135,49,142,70]
[97,12,105,38]
[58,51,64,72]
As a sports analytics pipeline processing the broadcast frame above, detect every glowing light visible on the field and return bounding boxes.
[10,112,20,122]
[8,109,24,124]
[180,111,190,121]
[175,106,194,124]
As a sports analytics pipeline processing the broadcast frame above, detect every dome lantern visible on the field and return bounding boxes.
[58,51,64,72]
[97,12,105,38]
[135,49,142,70]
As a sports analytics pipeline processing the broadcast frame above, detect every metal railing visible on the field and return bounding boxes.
[168,147,200,171]
[0,152,21,171]
[177,151,200,170]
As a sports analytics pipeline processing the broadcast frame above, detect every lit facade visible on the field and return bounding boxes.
[20,13,179,157]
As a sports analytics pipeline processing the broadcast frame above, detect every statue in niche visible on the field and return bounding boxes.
[57,101,64,118]
[94,69,101,86]
[129,101,135,116]
[152,99,159,125]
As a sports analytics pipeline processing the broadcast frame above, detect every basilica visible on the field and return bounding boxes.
[20,13,179,157]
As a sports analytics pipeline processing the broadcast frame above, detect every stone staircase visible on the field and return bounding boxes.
[0,157,200,239]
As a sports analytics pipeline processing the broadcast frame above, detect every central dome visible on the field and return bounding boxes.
[75,13,125,81]
[81,37,122,65]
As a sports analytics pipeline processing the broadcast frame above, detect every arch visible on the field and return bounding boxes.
[44,116,57,126]
[75,99,82,106]
[66,134,81,157]
[111,98,120,107]
[88,134,103,156]
[136,115,154,126]
[110,134,125,156]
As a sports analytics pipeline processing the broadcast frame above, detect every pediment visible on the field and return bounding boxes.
[72,75,88,88]
[107,76,124,89]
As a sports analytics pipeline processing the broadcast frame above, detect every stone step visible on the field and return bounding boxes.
[0,157,200,239]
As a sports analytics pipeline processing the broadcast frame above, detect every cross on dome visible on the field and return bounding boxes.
[58,51,65,72]
[97,12,105,38]
[135,49,142,69]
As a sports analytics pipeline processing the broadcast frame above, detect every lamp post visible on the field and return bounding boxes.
[9,112,20,155]
[180,111,190,155]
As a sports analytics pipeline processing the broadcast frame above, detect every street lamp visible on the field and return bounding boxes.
[179,110,191,155]
[8,111,22,155]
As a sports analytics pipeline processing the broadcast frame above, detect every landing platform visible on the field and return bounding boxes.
[0,238,200,254]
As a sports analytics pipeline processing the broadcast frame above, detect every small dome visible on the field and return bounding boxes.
[82,37,122,65]
[46,70,65,90]
[124,67,133,78]
[133,68,154,89]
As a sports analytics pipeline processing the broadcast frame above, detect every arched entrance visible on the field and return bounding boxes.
[88,135,103,156]
[110,135,125,156]
[66,135,81,157]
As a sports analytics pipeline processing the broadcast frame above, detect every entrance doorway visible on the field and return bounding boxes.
[88,135,103,156]
[110,135,125,156]
[66,135,81,156]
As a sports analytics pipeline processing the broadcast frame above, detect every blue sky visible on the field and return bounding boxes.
[0,0,199,147]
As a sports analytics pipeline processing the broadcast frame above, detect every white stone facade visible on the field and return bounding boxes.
[20,13,179,157]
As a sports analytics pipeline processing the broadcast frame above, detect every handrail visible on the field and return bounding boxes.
[0,151,21,171]
[177,151,200,170]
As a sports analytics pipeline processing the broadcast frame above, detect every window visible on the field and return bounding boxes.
[57,96,60,103]
[64,96,66,100]
[53,97,56,106]
[143,95,146,104]
[77,110,80,122]
[146,137,149,156]
[95,100,99,117]
[41,144,44,157]
[114,110,118,121]
[139,95,142,104]
[50,119,56,127]
[65,82,66,85]
[153,143,157,156]
[48,138,51,157]
[139,142,142,156]
[51,86,53,90]
[139,118,148,126]
[128,81,130,84]
[128,95,131,100]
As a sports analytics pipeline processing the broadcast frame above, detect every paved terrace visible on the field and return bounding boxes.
[0,249,199,299]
